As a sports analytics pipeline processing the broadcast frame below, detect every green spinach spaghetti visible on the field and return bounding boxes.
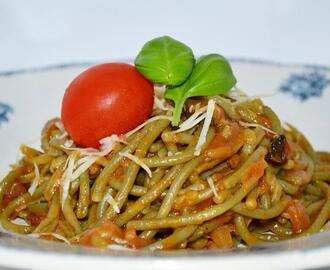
[0,36,329,251]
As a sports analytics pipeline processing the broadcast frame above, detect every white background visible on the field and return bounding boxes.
[0,0,330,71]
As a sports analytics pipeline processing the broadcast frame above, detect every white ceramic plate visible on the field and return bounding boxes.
[0,60,329,270]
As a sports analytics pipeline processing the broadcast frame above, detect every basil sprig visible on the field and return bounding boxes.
[135,36,195,86]
[134,36,237,126]
[165,54,236,125]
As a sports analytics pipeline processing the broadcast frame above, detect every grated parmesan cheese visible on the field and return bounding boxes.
[124,115,172,138]
[56,132,68,140]
[63,135,126,157]
[60,155,99,205]
[28,162,40,195]
[103,192,120,214]
[70,156,98,182]
[119,151,152,177]
[60,136,127,207]
[11,218,29,226]
[107,244,132,251]
[153,84,173,111]
[207,177,220,199]
[225,86,246,98]
[54,120,66,133]
[63,139,73,148]
[29,232,71,244]
[282,122,292,131]
[60,154,77,210]
[54,120,69,139]
[239,121,277,135]
[76,155,95,166]
[189,183,205,191]
[154,96,173,112]
[194,99,215,156]
[226,86,276,103]
[154,84,166,93]
[172,106,207,134]
[232,93,276,104]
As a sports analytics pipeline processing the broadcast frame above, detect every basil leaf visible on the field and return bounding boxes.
[134,36,195,86]
[165,54,236,126]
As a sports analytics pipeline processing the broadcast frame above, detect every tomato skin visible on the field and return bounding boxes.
[284,200,310,233]
[78,221,152,248]
[26,213,43,226]
[2,181,27,207]
[61,63,154,148]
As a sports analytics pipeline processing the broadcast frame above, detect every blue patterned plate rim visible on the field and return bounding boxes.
[0,57,330,78]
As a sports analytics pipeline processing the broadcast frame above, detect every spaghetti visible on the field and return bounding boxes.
[0,94,329,251]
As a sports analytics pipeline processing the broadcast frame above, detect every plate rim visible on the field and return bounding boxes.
[0,59,329,269]
[0,57,330,78]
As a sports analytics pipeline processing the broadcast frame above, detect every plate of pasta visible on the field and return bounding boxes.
[0,36,329,270]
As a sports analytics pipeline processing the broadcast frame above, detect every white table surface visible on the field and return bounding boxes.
[0,0,330,72]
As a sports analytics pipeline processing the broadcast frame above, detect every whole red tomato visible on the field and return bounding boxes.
[61,63,154,148]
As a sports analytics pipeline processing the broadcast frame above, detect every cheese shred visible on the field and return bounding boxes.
[63,135,126,157]
[124,115,172,138]
[103,192,120,214]
[28,162,40,195]
[154,96,173,111]
[207,177,220,199]
[60,154,77,210]
[70,156,98,182]
[119,152,152,177]
[173,106,207,134]
[30,233,71,244]
[239,121,277,135]
[194,99,215,156]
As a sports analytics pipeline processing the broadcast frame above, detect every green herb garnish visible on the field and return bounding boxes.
[135,36,237,126]
[134,36,195,86]
[165,54,236,126]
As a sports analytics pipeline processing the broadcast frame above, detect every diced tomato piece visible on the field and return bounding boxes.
[210,225,233,249]
[284,141,292,157]
[2,181,27,207]
[26,213,43,226]
[242,159,267,187]
[284,200,310,233]
[78,221,151,248]
[208,121,240,149]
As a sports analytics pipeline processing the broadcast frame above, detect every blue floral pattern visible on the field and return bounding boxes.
[0,102,13,124]
[279,70,330,101]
